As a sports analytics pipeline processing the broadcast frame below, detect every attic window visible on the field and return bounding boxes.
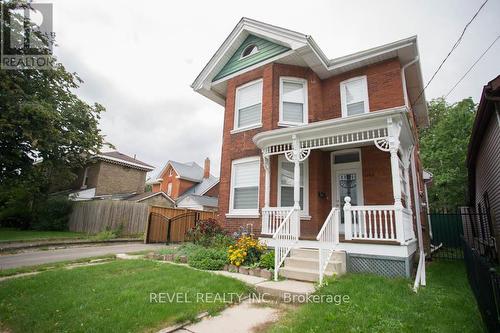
[240,44,258,59]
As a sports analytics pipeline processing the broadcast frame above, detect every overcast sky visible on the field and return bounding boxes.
[45,0,500,177]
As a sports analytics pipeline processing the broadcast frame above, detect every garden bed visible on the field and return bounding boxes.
[150,220,275,280]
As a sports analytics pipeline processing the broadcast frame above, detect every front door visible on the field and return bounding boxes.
[331,150,364,233]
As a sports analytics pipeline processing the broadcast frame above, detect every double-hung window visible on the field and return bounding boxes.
[229,157,260,216]
[278,156,309,216]
[340,76,369,117]
[233,79,263,132]
[279,77,308,126]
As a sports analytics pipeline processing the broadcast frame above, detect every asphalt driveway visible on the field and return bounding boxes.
[0,243,164,269]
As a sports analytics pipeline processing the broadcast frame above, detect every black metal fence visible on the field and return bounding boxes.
[430,208,495,261]
[463,238,500,332]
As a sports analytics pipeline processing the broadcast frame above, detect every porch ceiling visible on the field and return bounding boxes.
[253,106,414,156]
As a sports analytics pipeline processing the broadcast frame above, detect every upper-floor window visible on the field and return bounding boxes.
[167,182,172,196]
[240,44,258,59]
[279,77,308,126]
[233,79,263,132]
[340,76,369,117]
[229,156,260,216]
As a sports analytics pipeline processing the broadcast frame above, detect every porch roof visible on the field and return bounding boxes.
[253,106,415,156]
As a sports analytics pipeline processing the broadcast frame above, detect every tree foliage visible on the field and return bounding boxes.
[0,1,106,228]
[419,98,476,210]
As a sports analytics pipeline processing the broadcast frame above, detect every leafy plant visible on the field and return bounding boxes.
[259,250,275,270]
[186,219,229,247]
[188,248,228,270]
[228,235,266,267]
[419,98,476,209]
[92,230,117,241]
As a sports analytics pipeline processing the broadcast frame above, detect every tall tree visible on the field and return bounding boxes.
[419,98,476,210]
[0,1,105,227]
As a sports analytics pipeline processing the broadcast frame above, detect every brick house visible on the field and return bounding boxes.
[70,151,156,201]
[192,18,430,282]
[467,75,500,257]
[149,158,219,211]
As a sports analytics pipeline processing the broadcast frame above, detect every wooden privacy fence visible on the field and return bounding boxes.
[68,200,149,235]
[145,206,217,243]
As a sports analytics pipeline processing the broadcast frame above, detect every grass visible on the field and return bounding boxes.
[0,260,251,332]
[268,260,485,333]
[0,227,87,243]
[0,255,116,278]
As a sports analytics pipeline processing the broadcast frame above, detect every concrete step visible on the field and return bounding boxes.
[284,257,343,272]
[255,280,315,302]
[279,266,322,282]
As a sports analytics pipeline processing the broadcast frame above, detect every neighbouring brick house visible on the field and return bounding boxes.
[467,75,500,257]
[191,18,430,281]
[148,158,219,211]
[69,151,157,201]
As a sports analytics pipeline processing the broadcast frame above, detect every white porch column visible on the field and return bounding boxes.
[291,135,302,210]
[263,154,270,208]
[284,135,311,237]
[388,118,405,243]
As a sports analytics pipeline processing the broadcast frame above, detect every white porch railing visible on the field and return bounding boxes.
[343,197,415,244]
[273,208,300,281]
[262,207,293,235]
[317,207,340,285]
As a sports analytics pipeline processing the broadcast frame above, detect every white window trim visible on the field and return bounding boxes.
[340,75,370,118]
[233,79,263,133]
[227,156,261,218]
[167,182,172,196]
[277,155,310,218]
[278,77,308,127]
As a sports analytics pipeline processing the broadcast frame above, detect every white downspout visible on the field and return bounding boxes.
[401,56,419,108]
[411,146,426,291]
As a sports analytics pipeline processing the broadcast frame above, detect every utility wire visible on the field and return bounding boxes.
[412,0,489,105]
[445,34,500,98]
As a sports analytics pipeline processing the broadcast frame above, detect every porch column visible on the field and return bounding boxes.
[291,135,302,210]
[263,154,270,208]
[388,118,403,209]
[284,135,310,237]
[388,118,405,243]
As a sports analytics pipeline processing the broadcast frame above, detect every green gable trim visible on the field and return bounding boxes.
[213,35,290,81]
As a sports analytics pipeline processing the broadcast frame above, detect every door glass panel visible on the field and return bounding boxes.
[338,172,357,224]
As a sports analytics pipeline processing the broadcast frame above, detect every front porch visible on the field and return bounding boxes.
[252,107,421,281]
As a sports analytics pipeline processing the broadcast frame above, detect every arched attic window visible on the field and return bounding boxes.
[240,44,258,59]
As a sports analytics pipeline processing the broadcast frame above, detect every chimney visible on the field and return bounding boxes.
[204,157,210,179]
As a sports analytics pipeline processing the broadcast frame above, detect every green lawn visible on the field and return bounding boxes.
[0,227,86,243]
[269,261,485,333]
[0,260,250,332]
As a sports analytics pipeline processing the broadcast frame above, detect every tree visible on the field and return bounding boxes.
[0,1,106,228]
[419,98,476,210]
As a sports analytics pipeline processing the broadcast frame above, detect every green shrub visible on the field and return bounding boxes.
[210,234,235,249]
[186,219,226,246]
[34,196,73,231]
[188,248,228,270]
[259,251,275,269]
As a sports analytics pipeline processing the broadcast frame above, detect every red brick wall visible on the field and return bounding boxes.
[218,60,406,235]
